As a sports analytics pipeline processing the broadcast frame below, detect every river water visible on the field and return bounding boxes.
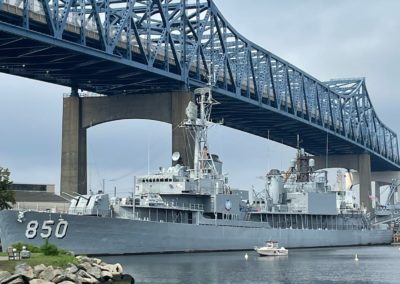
[102,246,400,283]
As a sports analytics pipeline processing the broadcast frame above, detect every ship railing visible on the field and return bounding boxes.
[14,202,69,213]
[371,213,400,226]
[121,201,204,211]
[164,202,204,211]
[68,208,109,216]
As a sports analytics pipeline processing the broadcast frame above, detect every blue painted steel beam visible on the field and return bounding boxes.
[0,22,182,81]
[22,0,29,29]
[57,0,76,39]
[39,0,55,35]
[0,0,398,170]
[208,90,399,171]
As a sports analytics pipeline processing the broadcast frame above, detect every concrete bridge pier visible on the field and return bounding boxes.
[60,89,193,196]
[60,90,87,196]
[313,154,372,212]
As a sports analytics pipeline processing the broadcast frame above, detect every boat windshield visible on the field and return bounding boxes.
[266,241,279,248]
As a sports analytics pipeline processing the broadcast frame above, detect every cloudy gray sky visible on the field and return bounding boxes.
[1,0,400,196]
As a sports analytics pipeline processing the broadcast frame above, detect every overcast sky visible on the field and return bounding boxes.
[1,0,399,196]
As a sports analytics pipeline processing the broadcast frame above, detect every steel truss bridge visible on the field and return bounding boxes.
[0,0,398,171]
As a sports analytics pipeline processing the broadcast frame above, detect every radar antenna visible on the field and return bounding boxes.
[172,152,181,162]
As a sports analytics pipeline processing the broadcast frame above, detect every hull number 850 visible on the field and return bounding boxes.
[25,220,68,239]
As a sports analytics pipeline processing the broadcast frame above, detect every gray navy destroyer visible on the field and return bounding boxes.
[0,86,393,255]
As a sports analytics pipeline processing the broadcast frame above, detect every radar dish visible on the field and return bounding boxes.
[185,101,198,120]
[172,152,181,162]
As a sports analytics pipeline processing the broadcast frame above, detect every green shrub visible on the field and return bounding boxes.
[57,248,72,256]
[12,242,41,253]
[12,240,70,256]
[26,244,41,253]
[40,239,59,256]
[12,242,24,251]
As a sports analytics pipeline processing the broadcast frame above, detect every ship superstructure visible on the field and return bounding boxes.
[249,149,370,231]
[0,86,393,255]
[112,85,247,225]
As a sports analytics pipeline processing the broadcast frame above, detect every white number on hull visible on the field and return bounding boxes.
[25,220,68,239]
[40,220,55,238]
[55,220,68,238]
[25,221,39,239]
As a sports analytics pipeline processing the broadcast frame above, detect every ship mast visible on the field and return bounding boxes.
[184,81,219,181]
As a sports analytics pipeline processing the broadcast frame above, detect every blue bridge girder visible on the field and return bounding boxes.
[0,0,398,171]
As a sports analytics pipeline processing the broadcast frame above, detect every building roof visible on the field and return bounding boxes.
[12,191,69,203]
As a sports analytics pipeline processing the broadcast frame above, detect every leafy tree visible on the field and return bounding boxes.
[0,167,15,210]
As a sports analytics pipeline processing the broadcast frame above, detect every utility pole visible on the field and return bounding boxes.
[132,176,136,220]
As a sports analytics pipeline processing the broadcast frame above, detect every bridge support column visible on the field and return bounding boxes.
[313,153,372,212]
[60,91,87,196]
[60,90,193,196]
[358,154,372,212]
[171,91,194,168]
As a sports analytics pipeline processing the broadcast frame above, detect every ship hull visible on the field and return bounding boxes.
[0,210,393,255]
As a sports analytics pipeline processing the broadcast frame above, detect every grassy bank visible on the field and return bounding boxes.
[0,253,78,272]
[0,241,78,272]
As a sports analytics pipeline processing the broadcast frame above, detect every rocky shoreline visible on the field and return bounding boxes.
[0,256,134,283]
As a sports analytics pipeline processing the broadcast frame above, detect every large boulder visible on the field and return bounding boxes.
[51,274,67,284]
[0,256,133,284]
[86,266,101,280]
[77,262,92,272]
[100,270,113,281]
[6,277,25,284]
[76,270,99,284]
[51,270,69,284]
[61,272,77,283]
[38,266,58,282]
[64,265,78,275]
[113,263,123,276]
[51,269,62,282]
[90,258,102,265]
[33,265,47,277]
[76,256,91,263]
[1,274,28,284]
[29,279,55,284]
[0,271,12,282]
[15,264,34,280]
[100,263,123,276]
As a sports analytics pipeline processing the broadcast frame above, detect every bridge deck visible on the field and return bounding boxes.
[0,0,398,171]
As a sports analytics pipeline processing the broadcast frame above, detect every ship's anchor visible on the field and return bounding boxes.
[17,211,25,223]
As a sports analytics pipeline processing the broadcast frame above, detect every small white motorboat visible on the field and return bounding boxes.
[254,241,288,256]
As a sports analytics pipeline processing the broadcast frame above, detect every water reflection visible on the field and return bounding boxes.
[102,246,400,283]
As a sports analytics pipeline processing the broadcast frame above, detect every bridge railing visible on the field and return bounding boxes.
[0,0,398,164]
